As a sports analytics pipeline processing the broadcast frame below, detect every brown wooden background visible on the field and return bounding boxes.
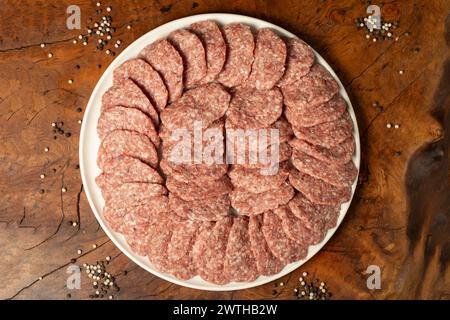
[0,0,449,300]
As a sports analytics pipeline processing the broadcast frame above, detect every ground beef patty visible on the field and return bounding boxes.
[230,181,294,216]
[289,169,351,205]
[285,93,346,128]
[292,112,353,148]
[218,23,255,87]
[161,159,228,183]
[167,220,208,280]
[227,87,283,129]
[169,193,230,221]
[98,155,163,184]
[113,58,168,111]
[262,211,308,263]
[97,106,160,147]
[96,177,166,202]
[245,28,287,90]
[291,149,358,187]
[288,192,326,234]
[228,161,289,194]
[278,37,314,86]
[192,217,233,284]
[281,64,339,110]
[166,175,232,202]
[190,20,226,83]
[140,39,183,102]
[101,79,159,127]
[99,130,158,168]
[248,214,284,276]
[289,136,355,165]
[224,216,258,282]
[168,29,207,88]
[275,205,324,246]
[146,215,184,273]
[160,83,230,131]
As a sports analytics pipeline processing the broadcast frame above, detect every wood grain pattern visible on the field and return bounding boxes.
[0,0,448,300]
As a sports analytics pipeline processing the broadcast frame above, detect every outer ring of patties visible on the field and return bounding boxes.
[94,20,359,287]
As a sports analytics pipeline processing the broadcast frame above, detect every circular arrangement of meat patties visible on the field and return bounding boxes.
[94,19,358,286]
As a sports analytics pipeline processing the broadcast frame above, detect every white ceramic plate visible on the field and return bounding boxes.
[79,13,360,291]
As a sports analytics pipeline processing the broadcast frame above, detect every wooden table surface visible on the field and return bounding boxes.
[1,0,449,300]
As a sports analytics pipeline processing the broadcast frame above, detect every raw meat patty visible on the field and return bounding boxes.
[281,64,339,109]
[168,29,206,88]
[224,216,259,282]
[230,182,294,215]
[99,155,163,184]
[167,220,208,280]
[96,179,167,202]
[140,39,183,102]
[147,214,184,273]
[166,175,232,202]
[262,211,308,263]
[101,79,159,126]
[227,87,283,129]
[285,94,346,128]
[288,192,326,233]
[248,214,284,275]
[192,217,233,284]
[97,106,160,147]
[288,136,355,165]
[218,23,255,87]
[160,159,228,183]
[103,195,169,233]
[275,206,324,246]
[292,112,353,148]
[100,130,158,168]
[291,149,357,187]
[190,20,226,83]
[169,193,230,221]
[278,38,314,86]
[160,83,230,130]
[228,161,289,194]
[113,58,168,111]
[245,28,286,90]
[289,169,351,205]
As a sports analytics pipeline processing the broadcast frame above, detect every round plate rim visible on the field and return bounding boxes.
[79,13,361,292]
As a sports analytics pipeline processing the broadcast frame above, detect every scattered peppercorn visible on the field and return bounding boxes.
[160,4,172,13]
[294,272,331,300]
